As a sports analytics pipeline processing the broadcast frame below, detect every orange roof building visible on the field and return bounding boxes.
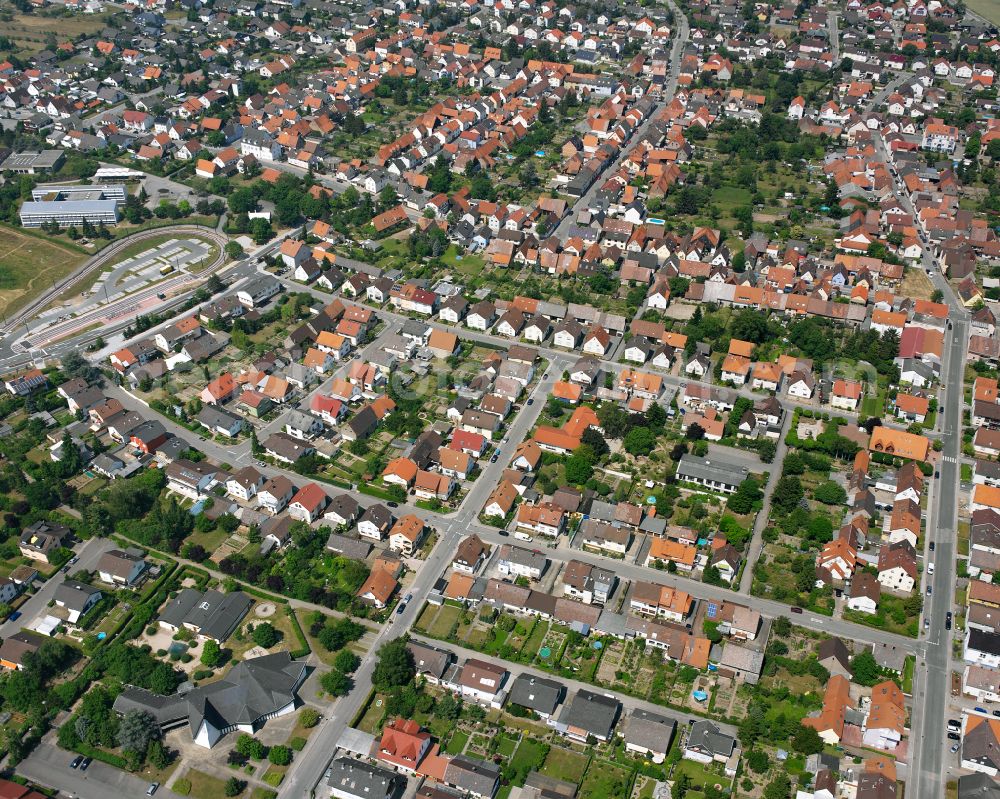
[803,674,854,744]
[645,538,697,570]
[868,428,929,462]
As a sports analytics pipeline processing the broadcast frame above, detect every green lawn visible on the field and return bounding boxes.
[445,730,469,755]
[496,734,518,758]
[672,758,731,792]
[540,747,589,782]
[579,761,631,799]
[711,185,752,213]
[509,737,549,779]
[183,770,233,799]
[902,655,915,694]
[0,223,87,317]
[966,0,1000,26]
[522,619,548,657]
[427,604,463,638]
[441,245,485,277]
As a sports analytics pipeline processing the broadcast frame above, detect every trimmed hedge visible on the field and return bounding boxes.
[74,743,129,770]
[285,606,310,659]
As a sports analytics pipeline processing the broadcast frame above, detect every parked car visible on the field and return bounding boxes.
[930,541,935,551]
[946,612,953,630]
[791,606,803,614]
[948,732,961,740]
[975,707,988,715]
[527,398,534,405]
[926,586,932,595]
[70,756,83,769]
[146,783,159,796]
[387,501,399,508]
[950,743,960,753]
[928,563,934,575]
[8,611,20,622]
[80,758,92,771]
[948,719,962,731]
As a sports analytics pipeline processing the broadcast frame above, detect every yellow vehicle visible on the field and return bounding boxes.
[159,264,175,276]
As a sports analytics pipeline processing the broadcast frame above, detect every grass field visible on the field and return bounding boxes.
[579,761,631,799]
[3,10,111,54]
[540,747,589,782]
[180,769,232,799]
[0,224,87,317]
[966,0,1000,25]
[900,267,936,301]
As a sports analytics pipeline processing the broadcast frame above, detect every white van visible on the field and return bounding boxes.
[514,532,533,542]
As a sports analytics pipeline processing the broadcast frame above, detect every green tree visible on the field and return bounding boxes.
[763,774,791,799]
[371,639,415,692]
[333,650,360,674]
[117,710,160,756]
[236,734,265,759]
[200,640,221,667]
[623,426,655,456]
[792,723,824,755]
[850,651,882,686]
[300,707,320,728]
[268,745,292,766]
[747,748,770,773]
[320,669,351,696]
[251,623,280,649]
[814,481,847,505]
[564,454,592,484]
[772,475,804,514]
[224,777,244,797]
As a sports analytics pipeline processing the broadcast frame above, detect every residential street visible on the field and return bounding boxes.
[0,537,116,639]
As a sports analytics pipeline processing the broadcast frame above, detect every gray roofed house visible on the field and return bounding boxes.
[0,630,46,670]
[325,532,372,561]
[443,754,501,799]
[263,432,315,463]
[328,758,404,799]
[507,673,563,718]
[716,644,765,684]
[557,689,620,742]
[157,588,252,643]
[817,637,852,679]
[19,520,71,563]
[324,493,360,527]
[620,708,677,763]
[114,652,306,749]
[344,405,378,441]
[676,454,749,494]
[959,773,1000,799]
[963,713,1000,776]
[96,548,148,586]
[196,405,245,438]
[53,580,102,624]
[406,640,453,682]
[684,720,737,765]
[496,544,547,580]
[520,773,578,799]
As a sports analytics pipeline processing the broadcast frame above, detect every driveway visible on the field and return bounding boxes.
[0,537,116,639]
